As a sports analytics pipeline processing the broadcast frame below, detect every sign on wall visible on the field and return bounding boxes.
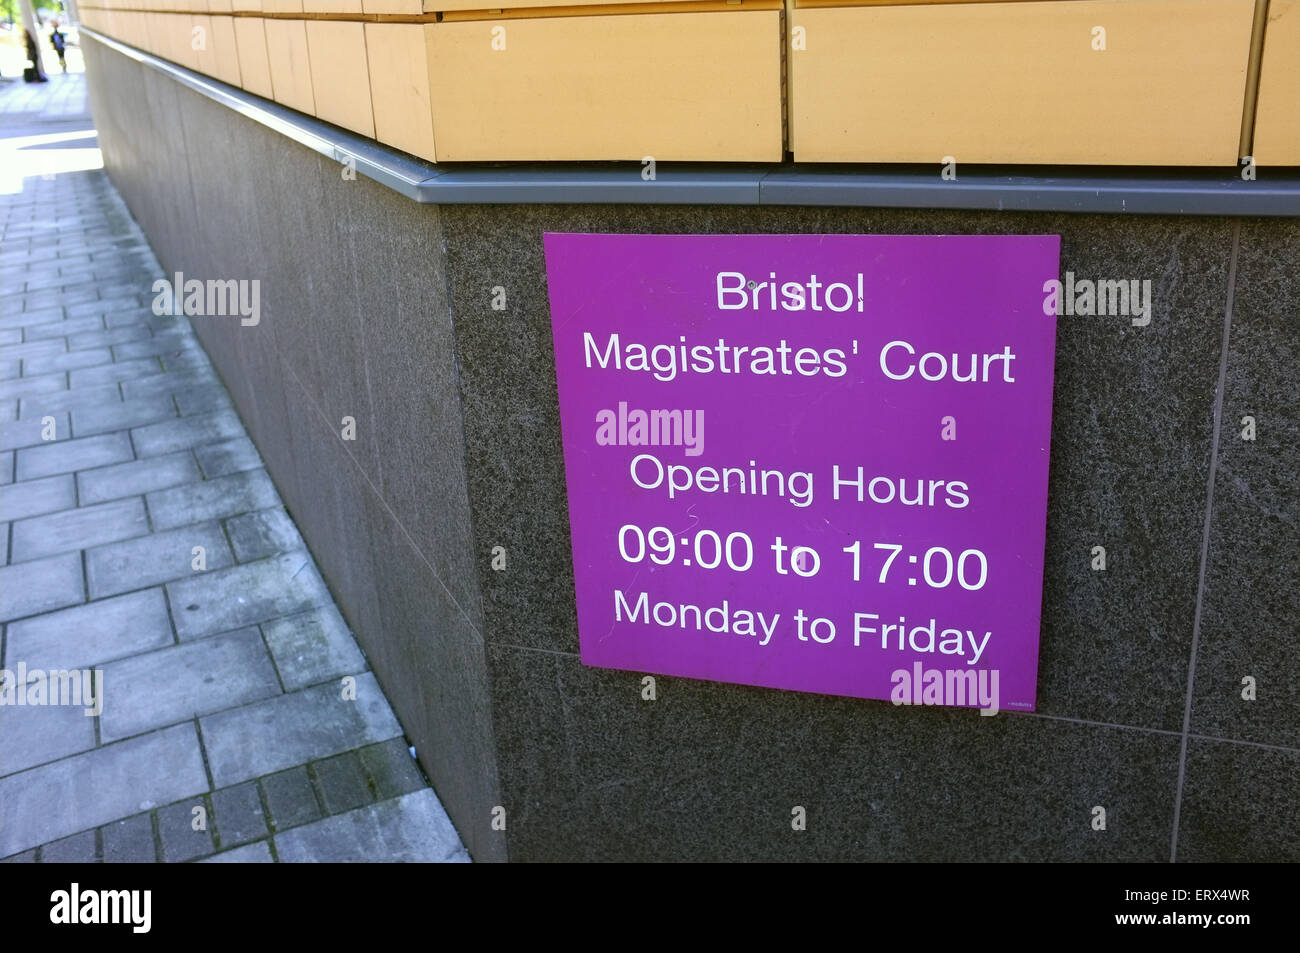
[545,234,1059,714]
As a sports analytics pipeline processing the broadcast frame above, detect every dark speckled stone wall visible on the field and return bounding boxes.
[85,39,1297,862]
[443,208,1297,862]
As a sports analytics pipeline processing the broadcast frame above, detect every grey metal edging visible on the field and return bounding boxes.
[760,168,1300,216]
[81,28,1300,216]
[82,28,437,201]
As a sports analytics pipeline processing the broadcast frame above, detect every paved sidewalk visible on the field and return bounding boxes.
[0,73,468,863]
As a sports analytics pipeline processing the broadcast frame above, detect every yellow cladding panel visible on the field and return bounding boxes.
[305,21,376,137]
[233,17,274,98]
[231,0,264,11]
[263,0,305,12]
[427,0,677,10]
[791,0,1256,166]
[1254,0,1300,164]
[264,19,316,115]
[192,14,217,75]
[144,14,164,62]
[164,14,198,70]
[209,15,243,86]
[365,0,423,12]
[303,0,365,11]
[366,23,437,162]
[209,0,234,12]
[427,10,783,161]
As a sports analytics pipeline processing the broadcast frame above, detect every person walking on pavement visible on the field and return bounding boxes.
[50,21,69,74]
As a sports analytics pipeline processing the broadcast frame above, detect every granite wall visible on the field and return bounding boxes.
[84,37,1298,862]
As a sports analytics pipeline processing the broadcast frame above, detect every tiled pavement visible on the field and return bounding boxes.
[0,73,468,863]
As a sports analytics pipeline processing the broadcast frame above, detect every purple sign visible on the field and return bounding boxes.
[544,234,1059,714]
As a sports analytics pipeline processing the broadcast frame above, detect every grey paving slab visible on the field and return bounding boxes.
[99,628,282,743]
[212,782,270,849]
[0,691,98,776]
[0,850,36,863]
[193,436,262,478]
[10,497,149,563]
[19,348,114,375]
[24,314,106,341]
[0,360,19,380]
[167,551,332,640]
[0,373,67,404]
[0,339,66,363]
[131,410,244,457]
[260,766,323,832]
[0,551,84,621]
[225,506,302,562]
[67,295,151,319]
[274,789,468,863]
[0,412,67,452]
[40,830,98,863]
[68,325,150,349]
[359,740,427,802]
[105,308,155,329]
[313,752,373,815]
[200,673,402,787]
[101,813,157,863]
[261,607,366,692]
[86,521,234,599]
[147,468,279,531]
[19,384,122,420]
[78,450,202,505]
[162,350,212,372]
[15,431,133,480]
[0,305,64,329]
[122,367,220,401]
[69,356,162,388]
[156,798,215,862]
[174,383,232,416]
[5,588,174,673]
[112,333,201,362]
[201,841,273,863]
[0,474,76,522]
[71,395,176,438]
[0,723,209,858]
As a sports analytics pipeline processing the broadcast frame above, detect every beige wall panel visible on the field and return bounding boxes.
[233,16,275,98]
[208,15,243,86]
[304,0,366,12]
[427,0,676,11]
[192,14,218,77]
[264,18,317,115]
[365,0,423,12]
[427,10,783,161]
[366,23,437,162]
[1254,0,1300,164]
[791,0,1256,166]
[305,21,375,137]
